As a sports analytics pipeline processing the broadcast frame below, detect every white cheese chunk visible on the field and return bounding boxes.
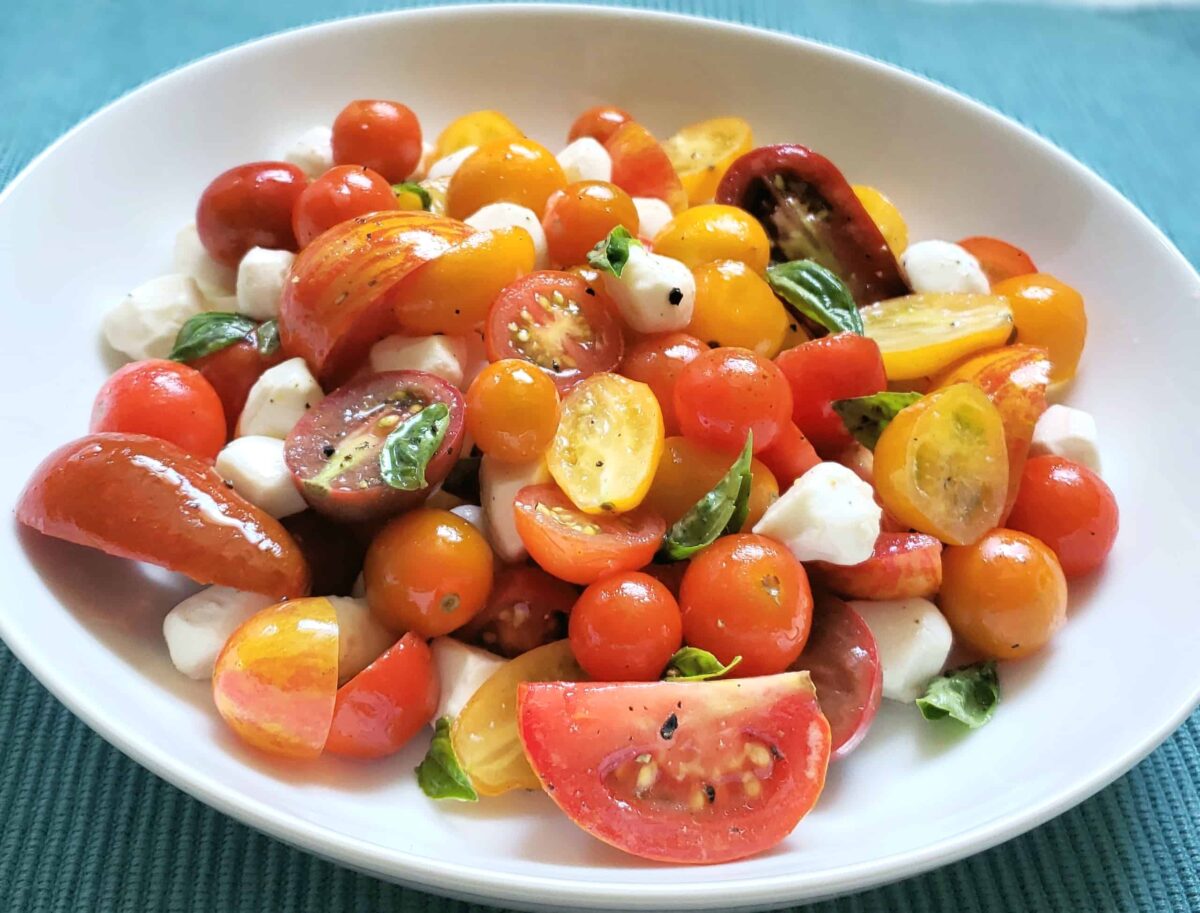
[901,240,990,294]
[1030,404,1101,473]
[600,244,695,334]
[556,137,613,183]
[368,334,467,388]
[635,197,675,241]
[235,247,294,321]
[173,224,236,297]
[103,274,207,361]
[328,596,395,685]
[429,637,506,725]
[163,586,274,679]
[464,202,548,269]
[214,436,307,519]
[410,140,437,181]
[848,598,953,702]
[480,454,551,563]
[284,125,334,179]
[449,504,487,539]
[236,357,324,439]
[427,145,478,182]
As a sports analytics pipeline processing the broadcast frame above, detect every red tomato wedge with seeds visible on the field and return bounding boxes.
[517,672,830,864]
[809,532,943,601]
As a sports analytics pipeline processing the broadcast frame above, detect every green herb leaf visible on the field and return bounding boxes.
[379,403,451,491]
[661,433,753,560]
[832,391,923,449]
[766,260,863,335]
[587,225,638,278]
[254,319,281,357]
[415,717,478,801]
[664,647,742,682]
[168,312,257,362]
[392,181,432,210]
[916,662,1000,729]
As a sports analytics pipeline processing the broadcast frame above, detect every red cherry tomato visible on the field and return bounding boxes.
[568,105,633,144]
[674,346,792,454]
[324,633,439,759]
[775,333,887,456]
[756,421,821,489]
[332,99,423,183]
[196,161,308,266]
[569,572,683,681]
[455,565,577,658]
[517,672,831,863]
[1006,456,1119,577]
[90,359,227,460]
[292,165,398,248]
[809,532,943,601]
[619,332,704,436]
[605,122,688,213]
[187,337,286,438]
[957,236,1037,286]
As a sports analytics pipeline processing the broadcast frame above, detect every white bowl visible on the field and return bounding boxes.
[1,5,1198,911]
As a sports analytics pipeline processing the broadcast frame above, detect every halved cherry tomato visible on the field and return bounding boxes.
[717,144,906,304]
[513,483,665,585]
[292,164,398,247]
[325,633,438,759]
[808,532,943,601]
[196,161,308,266]
[569,572,682,681]
[446,137,567,220]
[653,204,771,273]
[187,335,286,437]
[466,359,560,463]
[852,185,907,257]
[992,274,1087,384]
[18,434,310,598]
[518,672,830,863]
[542,181,639,267]
[756,421,821,489]
[663,117,753,206]
[605,122,688,213]
[618,332,704,436]
[90,359,226,460]
[568,105,633,144]
[455,565,577,657]
[674,347,791,455]
[434,109,523,161]
[280,510,365,597]
[332,99,423,183]
[643,436,778,531]
[688,260,789,356]
[958,236,1037,285]
[286,371,464,523]
[212,597,338,759]
[485,271,624,393]
[794,595,882,757]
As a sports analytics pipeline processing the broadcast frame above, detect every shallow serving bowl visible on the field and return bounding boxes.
[1,4,1198,911]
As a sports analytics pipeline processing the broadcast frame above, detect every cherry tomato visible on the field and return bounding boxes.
[435,109,524,161]
[18,434,310,598]
[568,105,633,144]
[446,138,567,220]
[643,436,779,531]
[958,236,1037,285]
[518,672,830,863]
[756,421,821,489]
[674,346,792,454]
[688,259,789,356]
[467,359,560,462]
[851,185,908,257]
[680,533,813,676]
[455,565,577,658]
[775,333,887,455]
[291,165,398,247]
[663,117,754,206]
[605,122,688,213]
[279,510,365,597]
[940,529,1068,660]
[542,181,639,267]
[992,274,1087,384]
[653,204,771,273]
[90,359,226,460]
[569,572,683,681]
[639,561,688,599]
[809,532,943,601]
[187,337,286,437]
[331,99,423,183]
[364,508,493,636]
[618,332,704,435]
[196,161,308,266]
[513,484,665,585]
[324,633,438,759]
[486,271,624,393]
[1006,455,1118,577]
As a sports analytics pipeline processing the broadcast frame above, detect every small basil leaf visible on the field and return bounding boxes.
[169,312,257,362]
[254,319,281,357]
[664,647,742,682]
[379,403,451,491]
[661,434,753,560]
[832,391,923,450]
[587,225,638,278]
[415,717,478,801]
[916,662,1000,729]
[766,260,863,335]
[392,181,432,210]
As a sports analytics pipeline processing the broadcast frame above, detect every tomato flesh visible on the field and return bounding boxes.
[809,532,943,601]
[455,565,576,658]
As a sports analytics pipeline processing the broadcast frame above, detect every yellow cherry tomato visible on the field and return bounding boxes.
[446,138,567,221]
[852,185,908,256]
[663,116,754,206]
[434,109,523,161]
[547,373,664,514]
[643,436,779,531]
[687,259,789,357]
[652,203,771,272]
[466,359,561,462]
[451,641,586,795]
[874,383,1009,546]
[780,317,813,352]
[991,273,1087,384]
[860,293,1014,380]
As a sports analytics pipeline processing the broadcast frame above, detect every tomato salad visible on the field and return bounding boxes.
[17,101,1119,865]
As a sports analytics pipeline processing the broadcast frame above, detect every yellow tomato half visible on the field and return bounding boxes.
[434,109,523,161]
[851,185,908,256]
[663,116,753,206]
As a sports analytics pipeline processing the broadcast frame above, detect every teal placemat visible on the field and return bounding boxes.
[2,1,1198,910]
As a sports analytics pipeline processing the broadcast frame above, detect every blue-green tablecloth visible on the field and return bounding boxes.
[2,1,1197,910]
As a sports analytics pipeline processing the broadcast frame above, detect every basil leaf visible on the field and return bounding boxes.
[766,260,863,335]
[379,403,451,491]
[587,225,638,278]
[415,717,478,801]
[661,434,753,560]
[916,662,1000,729]
[832,391,923,449]
[664,647,742,682]
[168,312,257,362]
[254,319,281,357]
[392,181,432,210]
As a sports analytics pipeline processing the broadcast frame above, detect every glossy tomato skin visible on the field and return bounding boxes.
[324,633,438,759]
[465,359,560,463]
[542,181,640,267]
[674,347,792,454]
[756,421,821,489]
[332,99,423,183]
[958,236,1037,285]
[292,165,398,247]
[569,572,682,681]
[517,672,831,864]
[605,122,688,213]
[455,565,577,657]
[809,532,943,601]
[619,332,704,436]
[18,433,310,598]
[196,161,308,266]
[1006,456,1118,577]
[568,105,633,144]
[188,338,286,437]
[90,359,227,460]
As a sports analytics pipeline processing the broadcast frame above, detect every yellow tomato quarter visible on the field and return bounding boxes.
[663,116,754,206]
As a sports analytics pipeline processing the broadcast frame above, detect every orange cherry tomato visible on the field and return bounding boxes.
[958,236,1037,285]
[542,181,639,267]
[364,508,494,636]
[940,529,1067,660]
[674,346,792,454]
[569,571,683,681]
[332,99,423,183]
[643,436,778,532]
[196,161,308,266]
[688,259,788,356]
[605,122,688,213]
[619,332,705,436]
[455,565,577,658]
[680,534,813,677]
[446,138,567,220]
[991,273,1087,384]
[292,164,398,247]
[756,421,821,489]
[568,105,633,144]
[466,358,561,462]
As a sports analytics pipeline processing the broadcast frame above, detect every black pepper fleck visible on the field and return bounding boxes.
[668,287,683,305]
[585,286,596,296]
[704,784,716,803]
[323,445,336,458]
[660,713,679,740]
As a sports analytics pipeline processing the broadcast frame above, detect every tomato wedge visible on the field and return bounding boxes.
[605,122,688,213]
[809,532,943,601]
[513,483,665,585]
[957,236,1037,286]
[517,672,831,864]
[18,433,310,598]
